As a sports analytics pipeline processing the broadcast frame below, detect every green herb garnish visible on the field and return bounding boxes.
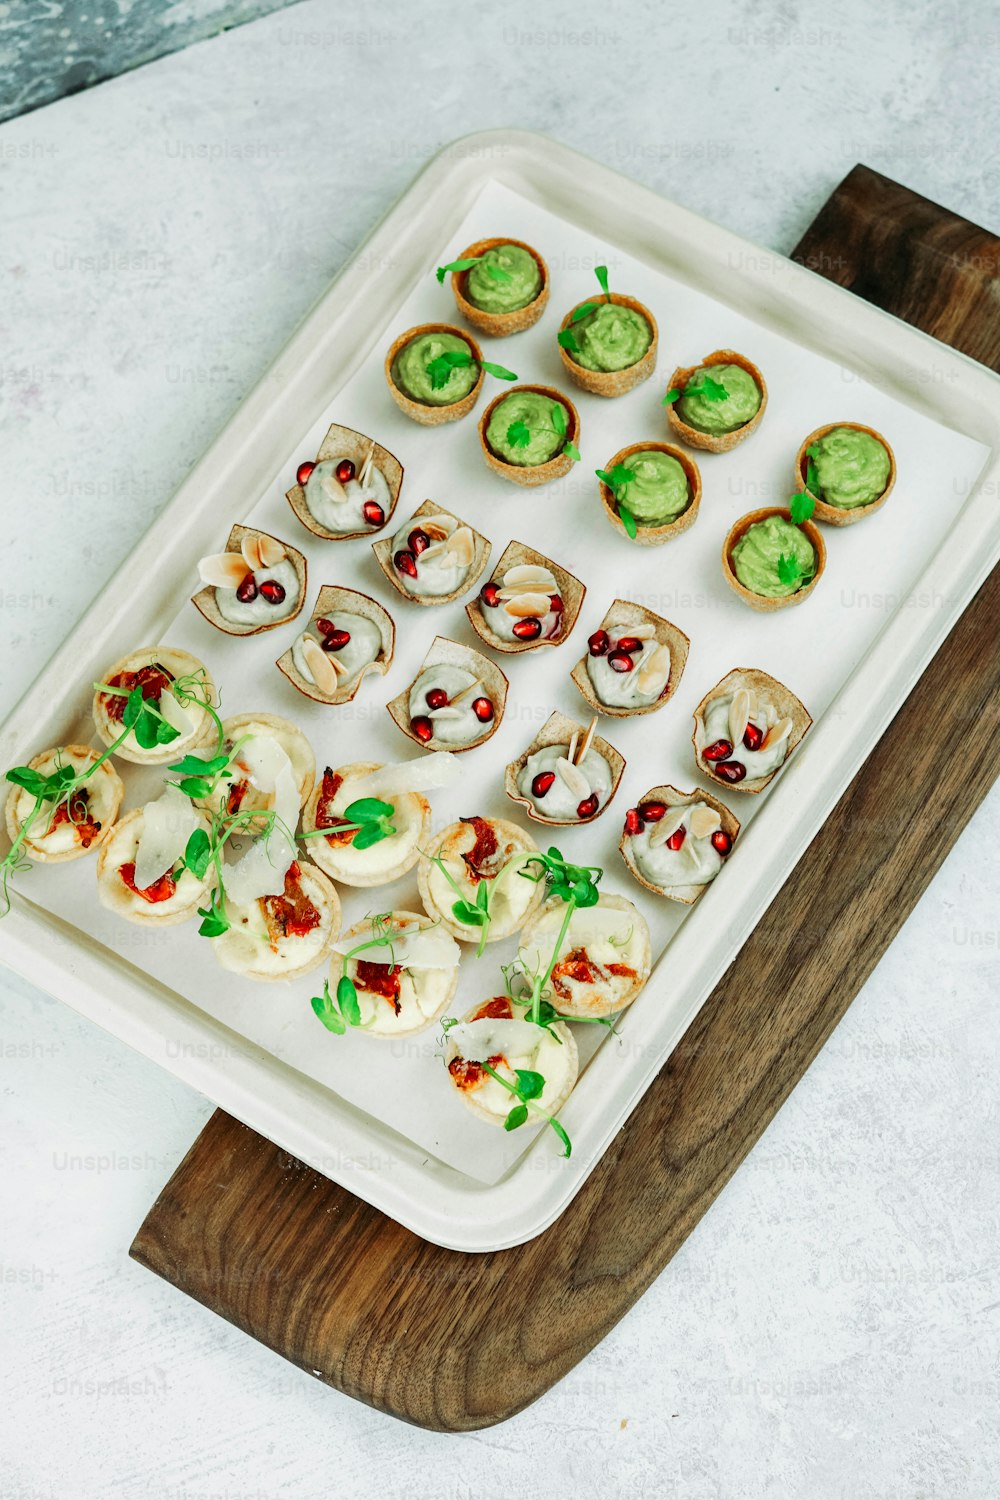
[504,403,578,464]
[558,264,611,353]
[435,255,513,286]
[425,349,517,392]
[789,490,816,525]
[777,553,803,587]
[596,465,638,538]
[663,374,729,405]
[311,913,402,1036]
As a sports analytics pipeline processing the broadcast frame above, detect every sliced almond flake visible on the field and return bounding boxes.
[314,467,350,504]
[256,534,286,568]
[300,635,343,692]
[500,564,558,593]
[240,534,265,571]
[576,717,598,766]
[420,515,456,540]
[428,705,465,722]
[198,552,248,588]
[647,805,688,848]
[555,756,590,800]
[566,729,579,766]
[761,716,793,751]
[636,643,671,697]
[728,688,752,747]
[357,441,377,487]
[765,701,778,727]
[689,805,722,839]
[446,526,475,567]
[448,677,482,707]
[503,591,551,619]
[616,622,657,642]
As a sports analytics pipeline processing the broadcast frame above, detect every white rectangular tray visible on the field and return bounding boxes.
[2,131,998,1251]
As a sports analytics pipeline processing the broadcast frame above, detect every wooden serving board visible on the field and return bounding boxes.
[130,164,1000,1431]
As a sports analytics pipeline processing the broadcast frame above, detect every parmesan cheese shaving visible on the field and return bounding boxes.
[134,785,200,890]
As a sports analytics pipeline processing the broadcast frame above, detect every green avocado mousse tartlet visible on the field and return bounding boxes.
[438,236,549,337]
[479,384,581,488]
[597,442,701,547]
[557,264,658,398]
[795,421,896,526]
[663,349,767,452]
[385,323,517,426]
[722,502,826,612]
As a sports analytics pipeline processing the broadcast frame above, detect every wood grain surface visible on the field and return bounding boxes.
[130,164,1000,1431]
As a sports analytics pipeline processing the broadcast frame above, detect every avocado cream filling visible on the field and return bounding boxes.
[465,244,541,313]
[731,515,816,598]
[809,427,890,509]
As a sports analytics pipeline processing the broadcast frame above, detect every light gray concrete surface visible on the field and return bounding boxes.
[1,3,997,1496]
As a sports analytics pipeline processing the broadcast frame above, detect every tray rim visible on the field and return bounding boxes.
[2,128,999,1251]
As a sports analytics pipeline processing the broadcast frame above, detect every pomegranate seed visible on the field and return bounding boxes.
[531,771,556,798]
[315,616,334,635]
[743,722,764,752]
[666,826,686,851]
[472,696,494,723]
[394,549,418,579]
[480,581,501,608]
[702,738,734,762]
[335,459,355,484]
[588,629,610,656]
[425,687,449,710]
[410,716,434,742]
[235,572,258,603]
[638,800,667,822]
[616,635,643,653]
[409,527,431,555]
[608,649,634,673]
[513,617,542,642]
[711,830,733,855]
[296,460,316,487]
[624,807,643,836]
[259,580,286,605]
[321,627,351,652]
[576,794,599,819]
[713,760,747,783]
[549,594,564,614]
[362,499,384,527]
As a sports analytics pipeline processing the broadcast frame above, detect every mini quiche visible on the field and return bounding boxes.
[5,746,124,864]
[196,713,314,827]
[418,816,545,944]
[301,759,434,888]
[331,912,461,1037]
[519,892,651,1019]
[92,646,217,767]
[211,858,340,982]
[619,786,740,904]
[96,786,216,926]
[445,995,578,1127]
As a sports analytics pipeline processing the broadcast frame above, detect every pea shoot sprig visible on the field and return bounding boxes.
[596,462,639,540]
[311,913,398,1034]
[426,847,535,959]
[481,1059,572,1155]
[557,264,611,355]
[1,681,197,916]
[436,255,513,286]
[94,668,222,755]
[663,373,730,406]
[507,401,581,464]
[425,349,518,393]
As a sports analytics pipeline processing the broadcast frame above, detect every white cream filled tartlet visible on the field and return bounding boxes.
[622,795,735,900]
[301,758,443,887]
[5,746,124,863]
[477,561,565,646]
[444,995,578,1126]
[92,646,217,766]
[300,455,392,535]
[407,664,495,748]
[211,857,340,981]
[418,816,543,943]
[518,742,613,823]
[585,622,671,710]
[331,912,461,1036]
[96,788,216,926]
[291,611,384,697]
[696,684,794,788]
[389,512,477,599]
[519,892,651,1018]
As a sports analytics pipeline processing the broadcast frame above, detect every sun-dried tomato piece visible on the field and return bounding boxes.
[119,861,176,903]
[355,959,401,1014]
